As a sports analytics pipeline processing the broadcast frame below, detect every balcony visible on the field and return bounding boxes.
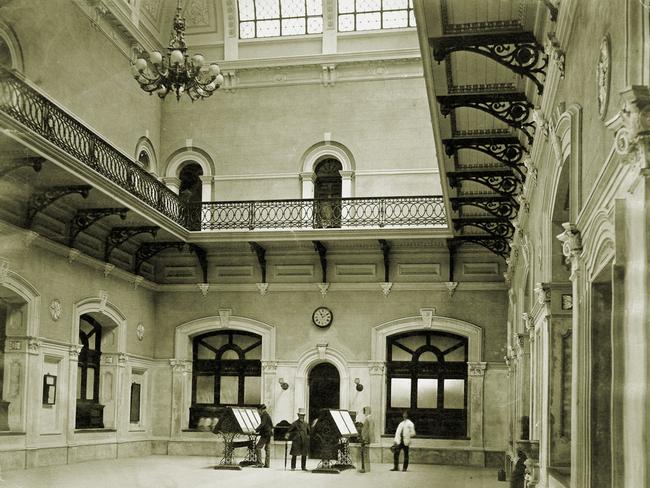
[0,66,447,243]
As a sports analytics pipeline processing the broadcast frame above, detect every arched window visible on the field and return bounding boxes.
[179,162,204,204]
[190,330,262,428]
[76,314,103,429]
[314,158,342,228]
[137,149,150,169]
[386,330,468,438]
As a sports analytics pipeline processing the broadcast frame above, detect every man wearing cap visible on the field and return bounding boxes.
[255,404,273,468]
[286,408,310,471]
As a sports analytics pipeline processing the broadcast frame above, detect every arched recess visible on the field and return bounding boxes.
[371,315,483,440]
[300,141,355,198]
[134,136,158,175]
[0,266,40,432]
[163,147,215,201]
[172,315,277,432]
[71,297,127,353]
[0,21,24,71]
[294,344,350,420]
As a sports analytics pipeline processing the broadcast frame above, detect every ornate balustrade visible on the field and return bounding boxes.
[0,67,447,233]
[189,196,446,231]
[0,67,186,226]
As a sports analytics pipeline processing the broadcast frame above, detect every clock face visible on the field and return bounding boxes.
[312,307,333,328]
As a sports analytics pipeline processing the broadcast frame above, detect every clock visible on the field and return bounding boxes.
[312,307,333,328]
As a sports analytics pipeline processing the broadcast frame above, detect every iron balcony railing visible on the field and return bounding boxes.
[0,67,447,233]
[0,67,186,226]
[188,196,446,231]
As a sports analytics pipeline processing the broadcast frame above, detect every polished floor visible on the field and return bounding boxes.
[0,456,507,488]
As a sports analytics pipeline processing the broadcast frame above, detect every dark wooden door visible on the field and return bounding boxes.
[308,363,340,423]
[314,159,342,228]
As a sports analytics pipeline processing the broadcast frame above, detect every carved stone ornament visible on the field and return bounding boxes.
[197,283,209,297]
[68,248,81,264]
[133,275,144,289]
[49,299,62,321]
[103,263,115,278]
[0,258,9,283]
[27,337,40,354]
[317,343,328,360]
[556,222,582,265]
[545,32,565,79]
[534,283,551,304]
[170,359,192,374]
[218,309,231,328]
[317,282,330,297]
[262,361,278,374]
[256,282,269,296]
[369,361,385,375]
[468,362,487,376]
[380,282,393,296]
[445,281,459,297]
[136,322,145,341]
[420,308,435,329]
[98,290,109,312]
[597,34,611,120]
[608,85,650,168]
[69,344,83,358]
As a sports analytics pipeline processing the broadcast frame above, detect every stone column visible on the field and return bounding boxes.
[339,170,354,198]
[67,345,82,437]
[369,361,384,443]
[200,175,213,202]
[169,359,192,438]
[162,176,181,194]
[467,361,487,465]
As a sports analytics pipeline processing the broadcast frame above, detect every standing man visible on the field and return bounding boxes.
[359,406,375,473]
[391,410,415,472]
[255,404,273,468]
[286,408,310,471]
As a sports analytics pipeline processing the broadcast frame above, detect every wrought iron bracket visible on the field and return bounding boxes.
[134,241,185,276]
[26,185,92,228]
[104,226,159,262]
[442,135,526,180]
[430,31,548,94]
[453,217,515,240]
[453,236,511,259]
[0,157,44,179]
[437,92,535,143]
[189,244,208,283]
[68,207,129,247]
[447,168,520,196]
[313,241,328,283]
[249,242,267,283]
[450,195,519,219]
[379,239,391,282]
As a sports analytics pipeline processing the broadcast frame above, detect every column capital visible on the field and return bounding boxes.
[261,361,278,373]
[608,85,650,168]
[467,362,487,376]
[169,359,192,374]
[338,170,354,179]
[369,361,385,375]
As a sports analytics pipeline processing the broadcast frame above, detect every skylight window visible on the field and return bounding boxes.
[238,0,323,39]
[338,0,415,32]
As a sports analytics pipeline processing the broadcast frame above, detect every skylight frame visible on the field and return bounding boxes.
[238,0,324,39]
[337,0,416,33]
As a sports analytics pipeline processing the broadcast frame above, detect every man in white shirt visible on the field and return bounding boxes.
[391,410,415,472]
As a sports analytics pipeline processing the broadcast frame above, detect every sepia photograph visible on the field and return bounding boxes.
[0,0,645,487]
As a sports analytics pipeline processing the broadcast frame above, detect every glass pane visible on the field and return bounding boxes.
[77,366,83,399]
[257,19,281,37]
[390,378,411,408]
[306,0,322,15]
[418,350,437,362]
[202,334,229,350]
[416,378,437,408]
[281,0,305,16]
[240,21,255,38]
[307,16,323,33]
[238,0,255,20]
[196,375,214,404]
[221,349,239,360]
[282,17,306,35]
[197,343,214,359]
[396,334,426,352]
[86,368,95,400]
[220,376,239,404]
[256,0,280,19]
[383,9,407,28]
[338,13,354,31]
[339,0,354,13]
[391,344,411,361]
[356,0,380,12]
[444,379,465,409]
[244,376,261,404]
[383,0,407,8]
[445,345,466,362]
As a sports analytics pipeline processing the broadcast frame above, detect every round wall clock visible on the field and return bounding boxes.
[312,306,333,328]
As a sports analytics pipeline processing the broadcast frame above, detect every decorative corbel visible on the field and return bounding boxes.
[380,282,393,296]
[256,282,269,296]
[317,282,330,297]
[218,309,231,328]
[197,283,210,297]
[533,282,551,305]
[317,343,328,360]
[556,222,582,278]
[532,109,550,139]
[608,85,650,170]
[68,248,81,264]
[445,281,459,297]
[103,263,115,278]
[321,64,336,86]
[24,230,39,248]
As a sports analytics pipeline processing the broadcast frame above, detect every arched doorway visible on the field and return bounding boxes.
[308,362,340,423]
[314,159,342,228]
[179,162,204,230]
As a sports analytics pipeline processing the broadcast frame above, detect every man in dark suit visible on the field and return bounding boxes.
[255,404,273,468]
[286,408,310,471]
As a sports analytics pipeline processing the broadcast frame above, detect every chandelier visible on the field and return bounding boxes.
[132,0,224,101]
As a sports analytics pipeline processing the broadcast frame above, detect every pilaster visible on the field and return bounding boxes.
[467,361,487,464]
[169,359,192,437]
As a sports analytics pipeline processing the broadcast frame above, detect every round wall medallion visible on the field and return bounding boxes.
[49,299,62,321]
[312,306,333,328]
[597,34,611,120]
[136,323,145,341]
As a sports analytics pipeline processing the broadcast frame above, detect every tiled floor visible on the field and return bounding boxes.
[0,456,508,488]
